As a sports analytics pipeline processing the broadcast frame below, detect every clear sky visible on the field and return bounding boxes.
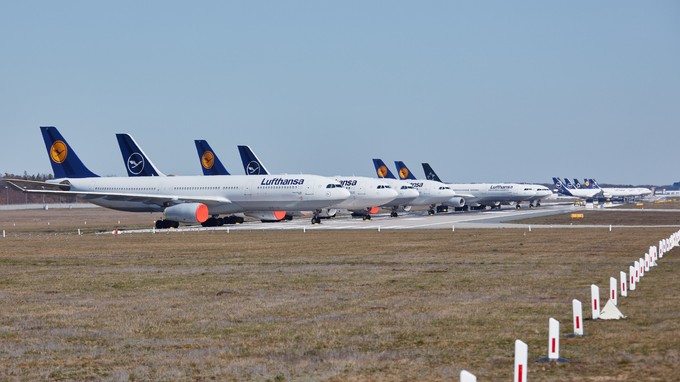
[1,1,678,185]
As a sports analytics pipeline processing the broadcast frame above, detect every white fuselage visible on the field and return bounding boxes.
[332,176,399,211]
[600,187,652,198]
[402,179,457,206]
[51,175,350,215]
[371,178,420,208]
[447,183,536,206]
[523,185,553,202]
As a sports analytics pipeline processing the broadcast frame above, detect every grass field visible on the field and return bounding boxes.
[1,208,679,381]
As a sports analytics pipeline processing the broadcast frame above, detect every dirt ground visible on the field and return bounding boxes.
[0,208,679,381]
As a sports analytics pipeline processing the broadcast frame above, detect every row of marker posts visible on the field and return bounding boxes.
[459,229,680,381]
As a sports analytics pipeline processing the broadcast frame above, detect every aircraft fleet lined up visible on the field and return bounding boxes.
[6,127,652,228]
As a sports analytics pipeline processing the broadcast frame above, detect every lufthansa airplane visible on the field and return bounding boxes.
[8,127,350,228]
[373,159,459,215]
[118,133,304,225]
[231,144,399,222]
[552,177,601,199]
[580,179,652,199]
[421,163,542,209]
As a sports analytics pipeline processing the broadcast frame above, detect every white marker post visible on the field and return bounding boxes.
[634,261,640,283]
[620,271,627,297]
[460,370,476,382]
[639,257,645,278]
[572,299,584,336]
[629,266,636,291]
[514,340,528,382]
[644,253,650,272]
[2,230,5,238]
[659,240,664,258]
[548,318,561,360]
[609,277,617,306]
[591,284,600,319]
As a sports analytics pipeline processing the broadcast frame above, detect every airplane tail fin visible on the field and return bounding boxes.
[421,163,443,182]
[552,177,572,196]
[573,178,582,189]
[563,178,575,189]
[588,179,601,189]
[40,126,99,178]
[394,161,418,180]
[372,159,396,179]
[115,133,165,177]
[238,145,270,175]
[194,140,230,176]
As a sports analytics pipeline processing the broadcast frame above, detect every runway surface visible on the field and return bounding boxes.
[107,203,587,235]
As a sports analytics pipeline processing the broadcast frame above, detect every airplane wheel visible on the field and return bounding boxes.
[428,209,435,215]
[390,212,398,218]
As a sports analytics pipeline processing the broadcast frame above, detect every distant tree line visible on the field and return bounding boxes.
[0,172,79,205]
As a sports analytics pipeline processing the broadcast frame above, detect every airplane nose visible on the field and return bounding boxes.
[339,188,351,199]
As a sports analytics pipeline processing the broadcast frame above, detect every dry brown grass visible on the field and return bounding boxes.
[0,210,679,381]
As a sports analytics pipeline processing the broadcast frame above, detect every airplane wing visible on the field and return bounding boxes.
[3,178,70,190]
[7,181,231,206]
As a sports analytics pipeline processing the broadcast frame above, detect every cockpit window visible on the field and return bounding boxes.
[326,184,342,188]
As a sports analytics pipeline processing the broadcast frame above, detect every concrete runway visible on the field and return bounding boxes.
[108,203,585,235]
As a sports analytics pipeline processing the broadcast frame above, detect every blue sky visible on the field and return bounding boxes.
[2,1,678,184]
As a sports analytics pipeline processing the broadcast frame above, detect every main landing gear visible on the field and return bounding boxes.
[311,210,322,224]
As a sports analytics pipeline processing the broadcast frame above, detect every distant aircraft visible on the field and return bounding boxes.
[421,163,542,209]
[582,179,652,199]
[552,177,601,199]
[8,127,350,228]
[373,159,459,215]
[235,144,399,221]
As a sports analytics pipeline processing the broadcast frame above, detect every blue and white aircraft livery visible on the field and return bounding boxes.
[235,145,399,220]
[195,139,231,176]
[8,127,350,228]
[116,134,165,177]
[422,163,545,209]
[118,133,316,224]
[552,177,601,199]
[579,178,651,199]
[373,159,459,215]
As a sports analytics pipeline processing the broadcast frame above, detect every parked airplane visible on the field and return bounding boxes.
[8,127,350,228]
[421,163,540,209]
[583,179,652,199]
[235,145,399,221]
[117,133,299,224]
[373,159,459,215]
[552,177,601,199]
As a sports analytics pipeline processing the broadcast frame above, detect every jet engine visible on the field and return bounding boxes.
[317,208,338,218]
[245,211,287,222]
[447,197,465,208]
[164,203,209,224]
